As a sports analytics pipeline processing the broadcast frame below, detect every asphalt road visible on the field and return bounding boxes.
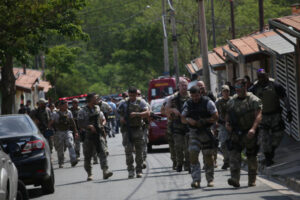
[28,134,300,200]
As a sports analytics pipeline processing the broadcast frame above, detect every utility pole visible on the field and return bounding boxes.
[197,0,211,90]
[230,0,235,39]
[259,0,264,32]
[162,0,170,76]
[211,0,216,48]
[169,0,180,86]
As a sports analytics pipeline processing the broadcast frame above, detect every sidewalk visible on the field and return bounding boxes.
[258,134,300,193]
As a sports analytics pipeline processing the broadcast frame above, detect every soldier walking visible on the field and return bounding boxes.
[161,96,177,170]
[70,98,82,161]
[215,85,232,170]
[226,78,262,187]
[166,79,190,172]
[249,69,292,166]
[78,93,113,181]
[182,86,218,188]
[51,100,78,168]
[118,87,149,178]
[30,98,53,152]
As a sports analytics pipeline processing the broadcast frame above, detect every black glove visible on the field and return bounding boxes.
[286,110,293,123]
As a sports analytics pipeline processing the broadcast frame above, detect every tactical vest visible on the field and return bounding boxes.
[230,93,256,131]
[85,106,102,129]
[171,93,189,120]
[186,96,213,129]
[127,99,143,127]
[56,111,70,131]
[254,80,280,114]
[216,97,231,122]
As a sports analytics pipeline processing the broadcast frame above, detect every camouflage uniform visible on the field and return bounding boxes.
[167,121,176,168]
[142,102,151,163]
[52,110,78,166]
[215,96,232,168]
[78,105,111,178]
[118,98,148,177]
[30,107,53,151]
[182,96,218,185]
[250,79,286,165]
[71,106,81,159]
[226,92,262,185]
[169,92,190,171]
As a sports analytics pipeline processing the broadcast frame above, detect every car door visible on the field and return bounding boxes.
[0,147,8,199]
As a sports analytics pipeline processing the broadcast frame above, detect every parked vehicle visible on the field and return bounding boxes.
[0,145,18,200]
[148,98,168,152]
[0,115,55,195]
[59,94,87,108]
[148,77,176,103]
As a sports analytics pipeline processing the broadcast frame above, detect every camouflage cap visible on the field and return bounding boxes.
[38,98,47,104]
[221,85,230,91]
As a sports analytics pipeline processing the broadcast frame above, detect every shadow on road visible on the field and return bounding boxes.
[56,180,87,187]
[148,148,169,154]
[27,187,44,199]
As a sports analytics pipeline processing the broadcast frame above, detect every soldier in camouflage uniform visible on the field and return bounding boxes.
[226,78,262,187]
[182,86,219,188]
[70,98,81,160]
[249,69,292,166]
[78,93,113,181]
[51,100,78,168]
[215,85,232,170]
[118,87,149,178]
[166,79,190,172]
[137,90,150,169]
[161,96,177,170]
[30,98,53,152]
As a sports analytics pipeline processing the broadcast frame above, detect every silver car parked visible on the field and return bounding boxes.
[0,145,18,200]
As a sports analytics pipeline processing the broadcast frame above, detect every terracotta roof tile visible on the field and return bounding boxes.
[275,14,300,32]
[39,81,52,92]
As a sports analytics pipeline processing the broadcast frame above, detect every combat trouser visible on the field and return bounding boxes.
[142,125,149,161]
[74,134,81,158]
[122,127,144,174]
[83,131,108,176]
[56,130,77,165]
[258,113,284,164]
[218,124,229,166]
[167,122,176,165]
[229,131,259,184]
[173,132,189,169]
[189,129,214,183]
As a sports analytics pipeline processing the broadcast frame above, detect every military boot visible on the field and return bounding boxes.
[172,162,177,170]
[71,160,78,167]
[87,172,93,181]
[191,181,200,188]
[248,175,256,187]
[128,171,135,179]
[228,178,240,188]
[207,181,214,187]
[103,169,113,180]
[176,165,183,172]
[142,161,147,169]
[136,172,143,178]
[221,163,229,170]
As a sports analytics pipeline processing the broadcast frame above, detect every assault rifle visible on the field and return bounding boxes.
[89,114,103,153]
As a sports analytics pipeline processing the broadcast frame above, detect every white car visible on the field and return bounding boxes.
[0,146,18,200]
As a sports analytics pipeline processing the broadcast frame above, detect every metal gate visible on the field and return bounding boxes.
[275,53,300,141]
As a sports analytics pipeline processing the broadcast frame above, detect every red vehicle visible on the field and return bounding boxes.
[148,98,168,152]
[59,94,87,108]
[148,77,176,103]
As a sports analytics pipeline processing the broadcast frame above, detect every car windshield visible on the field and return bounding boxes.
[151,100,164,113]
[0,116,34,136]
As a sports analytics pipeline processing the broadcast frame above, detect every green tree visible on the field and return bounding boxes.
[0,0,87,114]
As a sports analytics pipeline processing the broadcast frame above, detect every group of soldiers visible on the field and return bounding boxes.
[26,68,291,189]
[161,68,291,189]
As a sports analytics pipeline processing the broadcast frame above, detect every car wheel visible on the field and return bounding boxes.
[147,143,152,153]
[41,166,55,194]
[17,180,29,200]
